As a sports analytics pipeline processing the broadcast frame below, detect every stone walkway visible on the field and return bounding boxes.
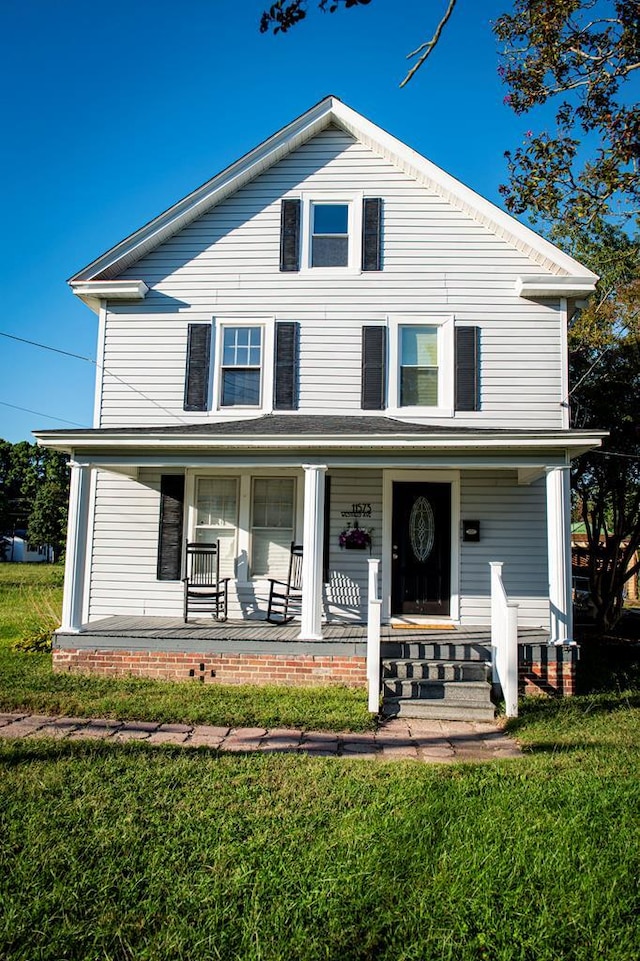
[0,712,522,762]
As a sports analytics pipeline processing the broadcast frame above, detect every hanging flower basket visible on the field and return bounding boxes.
[339,522,373,551]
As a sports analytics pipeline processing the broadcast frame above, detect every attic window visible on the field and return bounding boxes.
[311,203,349,267]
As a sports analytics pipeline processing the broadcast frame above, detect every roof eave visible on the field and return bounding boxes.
[34,428,606,457]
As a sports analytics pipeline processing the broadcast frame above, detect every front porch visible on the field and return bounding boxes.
[53,618,575,712]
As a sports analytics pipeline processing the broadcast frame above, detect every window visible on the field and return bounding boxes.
[194,477,238,575]
[220,326,262,407]
[387,315,455,415]
[400,326,438,407]
[251,477,295,577]
[311,203,349,267]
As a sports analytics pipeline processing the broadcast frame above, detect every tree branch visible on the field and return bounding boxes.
[400,0,457,88]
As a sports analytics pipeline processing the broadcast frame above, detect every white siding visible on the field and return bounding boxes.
[92,126,565,430]
[460,471,549,627]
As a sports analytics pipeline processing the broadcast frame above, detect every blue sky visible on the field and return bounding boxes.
[1,0,541,442]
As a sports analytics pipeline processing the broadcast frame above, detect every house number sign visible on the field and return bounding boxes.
[340,503,373,519]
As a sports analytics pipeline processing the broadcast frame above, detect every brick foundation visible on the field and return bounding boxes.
[53,649,367,688]
[518,643,578,697]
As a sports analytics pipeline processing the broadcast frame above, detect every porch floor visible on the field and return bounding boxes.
[55,616,550,656]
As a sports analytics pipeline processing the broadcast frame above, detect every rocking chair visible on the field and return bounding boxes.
[266,542,303,624]
[183,541,229,623]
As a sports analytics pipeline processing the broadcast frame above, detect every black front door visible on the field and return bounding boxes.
[391,482,451,616]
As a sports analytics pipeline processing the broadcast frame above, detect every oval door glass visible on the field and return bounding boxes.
[409,496,435,562]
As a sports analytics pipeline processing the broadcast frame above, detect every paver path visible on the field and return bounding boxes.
[0,713,521,763]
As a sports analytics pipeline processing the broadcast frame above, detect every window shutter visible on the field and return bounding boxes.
[361,326,387,410]
[455,326,480,411]
[362,198,382,271]
[323,474,331,584]
[274,322,299,410]
[157,474,185,581]
[183,324,211,411]
[280,198,301,272]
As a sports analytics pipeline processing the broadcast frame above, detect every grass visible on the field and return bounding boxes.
[1,702,639,960]
[1,566,640,959]
[0,563,374,732]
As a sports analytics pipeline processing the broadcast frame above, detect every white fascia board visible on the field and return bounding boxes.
[70,280,149,313]
[515,275,598,298]
[69,98,337,283]
[34,429,606,456]
[330,100,600,281]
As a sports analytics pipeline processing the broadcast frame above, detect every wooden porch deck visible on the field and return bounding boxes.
[55,616,550,656]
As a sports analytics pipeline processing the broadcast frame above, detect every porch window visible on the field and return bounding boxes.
[399,326,438,407]
[220,326,262,407]
[194,477,238,575]
[251,477,295,577]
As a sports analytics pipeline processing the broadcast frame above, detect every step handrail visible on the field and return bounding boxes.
[490,561,519,717]
[367,558,382,713]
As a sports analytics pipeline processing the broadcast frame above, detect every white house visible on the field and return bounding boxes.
[36,97,603,718]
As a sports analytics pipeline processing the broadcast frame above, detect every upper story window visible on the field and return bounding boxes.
[400,326,438,407]
[311,203,349,267]
[387,315,455,416]
[280,196,382,273]
[221,326,262,407]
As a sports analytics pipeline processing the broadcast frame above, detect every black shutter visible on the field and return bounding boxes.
[280,198,301,272]
[323,474,331,584]
[274,322,299,410]
[455,326,480,411]
[361,326,387,410]
[183,324,211,411]
[362,198,382,271]
[157,474,185,581]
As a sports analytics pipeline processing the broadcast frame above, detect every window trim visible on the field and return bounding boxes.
[387,314,455,417]
[249,475,298,578]
[186,468,303,585]
[299,191,363,274]
[212,317,275,413]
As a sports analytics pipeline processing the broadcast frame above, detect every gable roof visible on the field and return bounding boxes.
[69,95,598,291]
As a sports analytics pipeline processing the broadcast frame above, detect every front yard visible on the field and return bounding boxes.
[1,563,639,960]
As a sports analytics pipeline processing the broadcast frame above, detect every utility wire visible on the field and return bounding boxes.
[0,329,187,424]
[0,400,87,428]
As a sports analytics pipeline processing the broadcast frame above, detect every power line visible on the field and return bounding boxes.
[0,329,186,424]
[0,400,87,428]
[0,331,94,362]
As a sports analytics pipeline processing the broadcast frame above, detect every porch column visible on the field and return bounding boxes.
[61,464,92,633]
[298,464,328,641]
[546,466,574,645]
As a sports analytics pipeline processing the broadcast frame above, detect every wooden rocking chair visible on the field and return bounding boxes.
[266,542,303,624]
[183,541,229,623]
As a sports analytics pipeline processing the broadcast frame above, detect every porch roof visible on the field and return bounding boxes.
[35,414,604,463]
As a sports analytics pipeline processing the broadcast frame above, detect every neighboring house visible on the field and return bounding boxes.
[1,531,53,564]
[36,97,603,716]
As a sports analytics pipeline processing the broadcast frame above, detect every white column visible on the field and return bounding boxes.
[61,464,92,633]
[546,466,574,645]
[298,464,327,641]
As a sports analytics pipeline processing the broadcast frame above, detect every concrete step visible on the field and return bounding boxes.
[382,678,493,701]
[381,698,496,722]
[382,659,489,682]
[381,641,491,662]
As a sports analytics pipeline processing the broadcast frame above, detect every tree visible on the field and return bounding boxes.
[0,441,69,562]
[495,0,640,233]
[567,226,640,631]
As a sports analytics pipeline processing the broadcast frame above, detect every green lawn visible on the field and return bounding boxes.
[1,564,639,960]
[0,563,374,732]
